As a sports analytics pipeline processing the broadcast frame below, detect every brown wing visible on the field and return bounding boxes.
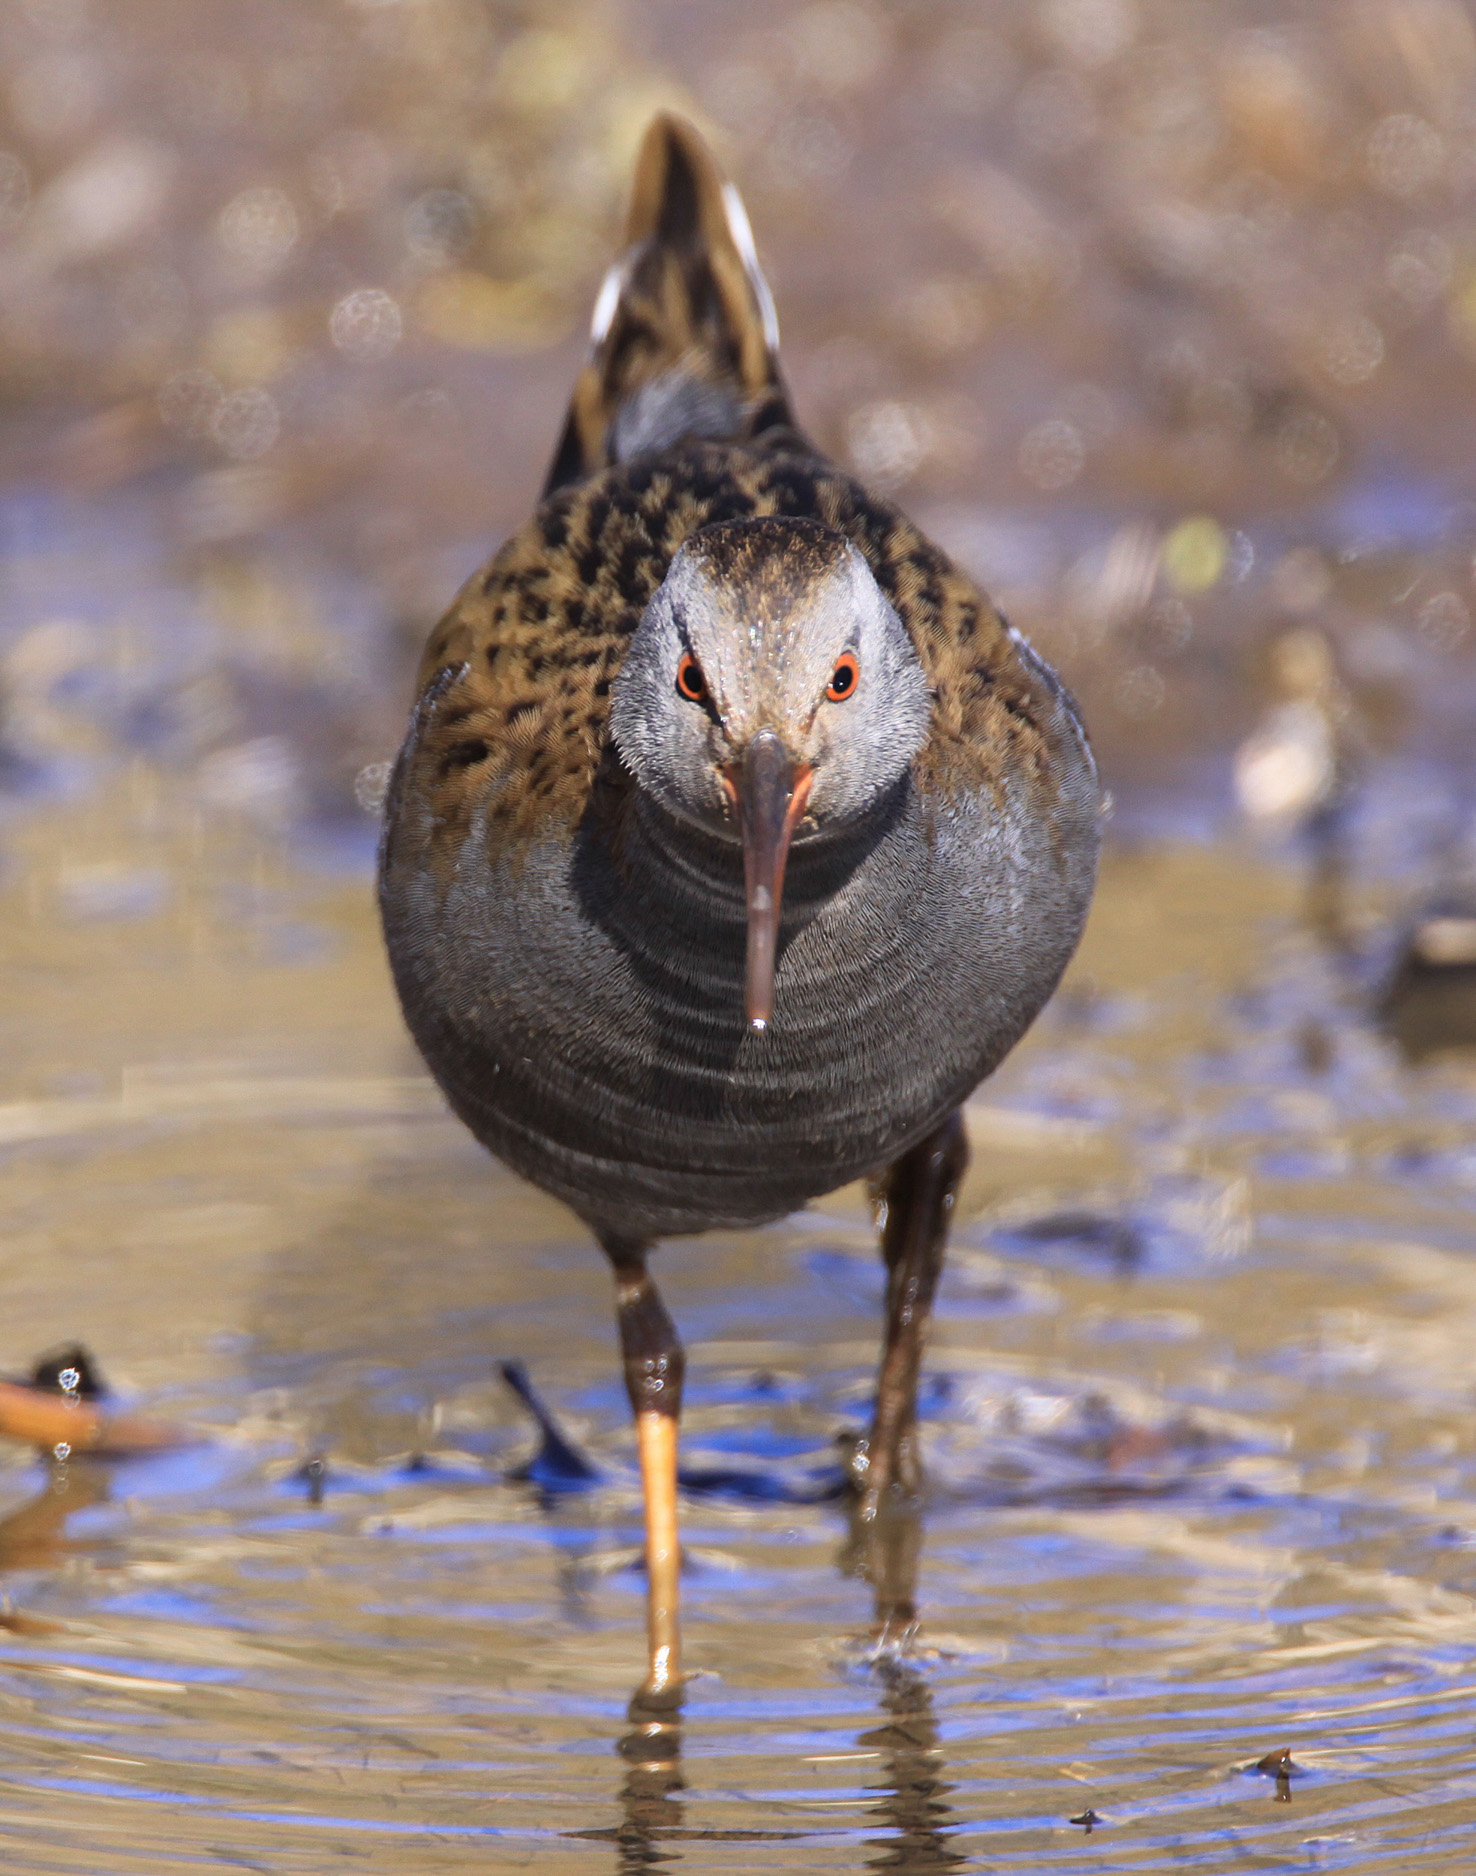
[402,442,1080,881]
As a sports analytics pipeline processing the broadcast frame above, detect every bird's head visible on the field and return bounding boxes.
[610,515,932,1030]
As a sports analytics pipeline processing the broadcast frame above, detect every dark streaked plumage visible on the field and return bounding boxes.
[381,427,1096,1236]
[378,113,1099,1694]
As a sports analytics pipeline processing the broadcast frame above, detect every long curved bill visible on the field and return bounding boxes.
[723,729,813,1032]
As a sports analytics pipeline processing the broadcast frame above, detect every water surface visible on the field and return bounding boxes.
[2,749,1475,1869]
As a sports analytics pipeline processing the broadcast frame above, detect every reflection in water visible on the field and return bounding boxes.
[600,1492,963,1870]
[613,1699,685,1874]
[0,1359,116,1577]
[861,1663,964,1875]
[9,825,1476,1860]
[599,1693,813,1863]
[0,1456,108,1634]
[6,0,1476,1847]
[847,1491,964,1871]
[604,1661,964,1874]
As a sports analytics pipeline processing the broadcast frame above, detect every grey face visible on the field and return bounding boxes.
[610,517,933,842]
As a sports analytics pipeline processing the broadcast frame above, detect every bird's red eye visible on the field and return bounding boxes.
[827,651,860,702]
[675,652,708,704]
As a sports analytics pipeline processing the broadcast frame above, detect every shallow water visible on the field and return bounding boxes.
[5,0,1476,1860]
[3,720,1476,1869]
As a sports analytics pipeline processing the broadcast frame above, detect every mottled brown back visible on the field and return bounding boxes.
[380,115,1099,1238]
[408,439,1075,878]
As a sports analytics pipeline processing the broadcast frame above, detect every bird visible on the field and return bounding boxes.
[377,113,1100,1705]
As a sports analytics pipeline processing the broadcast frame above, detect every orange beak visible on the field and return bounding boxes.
[722,730,813,1032]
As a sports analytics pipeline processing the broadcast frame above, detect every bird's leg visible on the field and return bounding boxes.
[855,1111,969,1523]
[601,1235,686,1709]
[842,1481,925,1643]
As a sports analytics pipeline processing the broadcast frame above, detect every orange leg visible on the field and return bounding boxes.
[603,1237,686,1708]
[635,1410,681,1700]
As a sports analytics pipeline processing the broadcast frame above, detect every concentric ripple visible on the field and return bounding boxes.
[2,820,1476,1871]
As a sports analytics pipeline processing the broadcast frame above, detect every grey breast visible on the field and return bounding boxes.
[380,702,1099,1241]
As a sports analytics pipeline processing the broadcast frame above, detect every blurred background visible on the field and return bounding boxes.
[4,4,1476,1870]
[2,0,1476,845]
